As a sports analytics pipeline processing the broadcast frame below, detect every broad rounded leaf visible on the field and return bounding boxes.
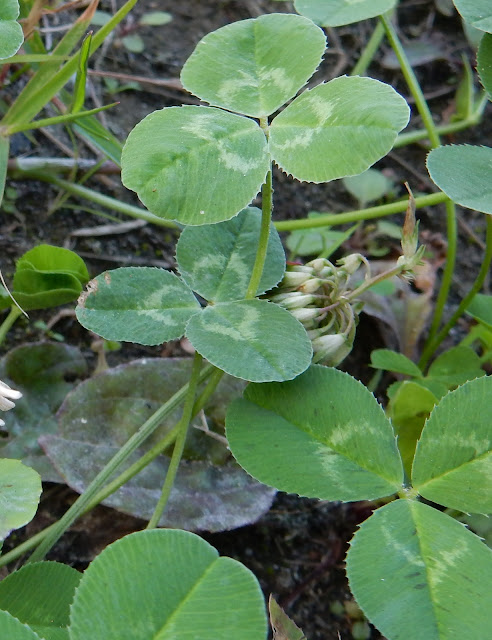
[181,13,326,118]
[467,293,492,329]
[186,299,312,382]
[69,529,267,640]
[121,106,269,225]
[0,343,88,482]
[427,144,492,214]
[16,245,89,282]
[269,76,410,183]
[176,207,285,302]
[0,0,23,60]
[0,610,41,640]
[347,499,492,640]
[0,458,41,540]
[41,359,275,532]
[412,376,492,513]
[3,245,90,312]
[0,562,81,640]
[454,0,492,32]
[294,0,397,27]
[76,267,200,345]
[226,366,404,500]
[478,32,492,97]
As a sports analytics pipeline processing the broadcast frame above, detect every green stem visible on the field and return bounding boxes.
[425,199,457,344]
[380,12,459,348]
[147,353,203,529]
[27,363,214,563]
[380,13,440,149]
[0,306,22,347]
[344,262,408,302]
[350,20,385,76]
[246,168,273,299]
[14,172,179,228]
[394,101,487,148]
[0,366,226,568]
[4,103,118,135]
[274,192,448,232]
[246,117,273,300]
[419,215,492,370]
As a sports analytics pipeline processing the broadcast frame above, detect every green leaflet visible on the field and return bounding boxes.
[412,376,492,514]
[226,366,404,500]
[0,611,42,640]
[0,563,81,640]
[121,106,269,225]
[269,76,410,183]
[454,0,492,32]
[0,245,89,312]
[0,459,41,540]
[176,207,285,302]
[185,299,312,383]
[0,0,23,60]
[294,0,397,27]
[427,144,492,214]
[347,499,492,640]
[477,32,492,98]
[467,293,492,329]
[68,530,267,640]
[181,13,326,118]
[76,267,201,346]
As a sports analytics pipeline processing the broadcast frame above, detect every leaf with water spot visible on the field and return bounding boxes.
[347,499,492,640]
[427,144,492,214]
[121,106,269,226]
[176,207,285,302]
[76,267,201,345]
[412,376,492,514]
[186,299,312,382]
[269,76,410,183]
[181,13,326,118]
[294,0,397,27]
[226,365,404,500]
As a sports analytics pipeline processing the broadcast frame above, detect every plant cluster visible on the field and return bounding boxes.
[1,0,492,639]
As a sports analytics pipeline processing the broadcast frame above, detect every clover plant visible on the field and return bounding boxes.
[1,2,492,640]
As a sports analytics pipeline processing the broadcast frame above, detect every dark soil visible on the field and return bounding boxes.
[1,1,491,639]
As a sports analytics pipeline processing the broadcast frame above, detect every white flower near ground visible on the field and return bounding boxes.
[0,380,22,426]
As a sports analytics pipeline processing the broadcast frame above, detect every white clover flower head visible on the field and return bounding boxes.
[0,380,22,426]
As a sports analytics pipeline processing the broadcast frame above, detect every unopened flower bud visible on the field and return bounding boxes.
[306,258,331,274]
[281,270,312,288]
[337,254,363,275]
[278,293,316,309]
[311,333,351,367]
[299,277,323,294]
[290,307,319,323]
[401,183,419,259]
[0,380,22,426]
